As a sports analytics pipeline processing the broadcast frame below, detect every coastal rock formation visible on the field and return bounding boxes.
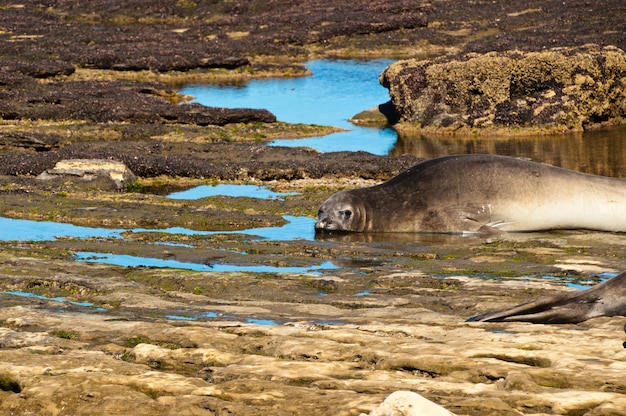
[0,77,276,126]
[36,159,137,190]
[380,45,626,134]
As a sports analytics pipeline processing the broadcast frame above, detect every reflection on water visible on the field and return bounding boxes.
[314,230,489,245]
[391,126,626,177]
[209,215,315,241]
[245,318,278,326]
[0,216,122,241]
[0,215,319,272]
[181,59,393,126]
[275,126,397,154]
[353,290,370,297]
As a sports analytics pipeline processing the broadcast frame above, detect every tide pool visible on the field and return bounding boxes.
[167,184,297,200]
[180,59,397,155]
[0,215,316,242]
[75,251,338,274]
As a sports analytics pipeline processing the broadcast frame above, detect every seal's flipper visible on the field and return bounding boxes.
[467,292,605,324]
[468,271,626,324]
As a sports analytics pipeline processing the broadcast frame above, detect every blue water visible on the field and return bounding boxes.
[432,273,619,291]
[245,318,277,326]
[166,314,199,321]
[75,251,338,274]
[164,313,279,324]
[1,290,105,311]
[130,215,316,241]
[540,273,617,290]
[0,215,321,272]
[167,311,220,321]
[0,197,318,273]
[180,59,398,155]
[167,184,297,200]
[165,311,344,326]
[0,215,316,242]
[221,215,315,241]
[0,217,121,241]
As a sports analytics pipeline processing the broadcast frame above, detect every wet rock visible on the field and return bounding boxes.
[381,45,626,134]
[0,132,63,151]
[350,101,401,127]
[362,391,456,416]
[36,159,137,190]
[0,4,250,74]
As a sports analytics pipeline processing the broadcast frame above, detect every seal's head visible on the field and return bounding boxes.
[315,190,367,233]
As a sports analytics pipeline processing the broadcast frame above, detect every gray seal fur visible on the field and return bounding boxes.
[315,154,626,234]
[467,271,626,324]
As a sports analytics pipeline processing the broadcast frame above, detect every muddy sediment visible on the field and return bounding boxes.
[1,1,626,415]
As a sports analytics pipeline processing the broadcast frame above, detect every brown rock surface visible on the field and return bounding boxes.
[0,291,625,415]
[36,159,137,190]
[381,45,626,134]
[0,243,625,415]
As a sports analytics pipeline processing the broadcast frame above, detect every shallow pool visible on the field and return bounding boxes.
[75,251,338,274]
[167,184,297,200]
[0,215,316,242]
[180,59,397,155]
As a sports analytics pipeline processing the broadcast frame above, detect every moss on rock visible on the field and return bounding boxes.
[381,44,626,135]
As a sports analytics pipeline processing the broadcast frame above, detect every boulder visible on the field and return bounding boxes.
[350,101,401,126]
[362,391,456,416]
[380,44,626,134]
[36,159,137,190]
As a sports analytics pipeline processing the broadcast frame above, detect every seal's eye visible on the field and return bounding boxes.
[340,210,352,220]
[317,209,324,217]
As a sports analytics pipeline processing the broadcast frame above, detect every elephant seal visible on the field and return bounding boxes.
[315,154,626,234]
[467,271,626,324]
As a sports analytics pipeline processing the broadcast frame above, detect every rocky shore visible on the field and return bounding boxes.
[1,1,626,415]
[381,45,626,134]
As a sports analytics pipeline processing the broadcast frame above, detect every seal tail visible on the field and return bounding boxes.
[467,292,596,324]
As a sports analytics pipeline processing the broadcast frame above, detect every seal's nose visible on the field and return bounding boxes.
[315,217,335,231]
[315,218,330,229]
